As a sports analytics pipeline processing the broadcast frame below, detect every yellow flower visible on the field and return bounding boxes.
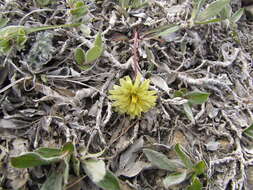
[109,74,157,118]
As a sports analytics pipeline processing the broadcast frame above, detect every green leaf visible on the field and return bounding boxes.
[220,4,232,19]
[82,159,120,190]
[174,144,193,169]
[196,0,230,22]
[36,0,52,6]
[163,170,187,188]
[119,0,130,8]
[131,1,148,9]
[0,17,9,28]
[74,48,85,65]
[194,160,206,176]
[85,46,102,63]
[174,88,188,98]
[230,30,240,43]
[194,18,224,25]
[187,177,203,190]
[16,28,27,49]
[0,26,25,37]
[0,26,27,54]
[155,25,180,38]
[230,8,244,23]
[143,149,184,171]
[71,155,80,176]
[34,142,74,158]
[85,33,103,63]
[79,24,91,36]
[26,23,81,34]
[40,168,63,190]
[81,149,106,160]
[35,148,62,158]
[11,152,61,168]
[62,143,74,185]
[119,0,148,9]
[180,40,187,55]
[78,64,92,70]
[183,103,195,123]
[143,24,179,39]
[70,1,88,18]
[243,124,253,139]
[190,0,207,22]
[183,91,210,105]
[67,0,76,7]
[63,157,70,185]
[97,171,121,190]
[0,24,80,55]
[61,142,75,154]
[0,39,11,54]
[94,32,103,47]
[11,142,74,168]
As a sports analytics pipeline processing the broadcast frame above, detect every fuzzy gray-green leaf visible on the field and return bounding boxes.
[230,8,244,23]
[97,171,121,190]
[85,33,103,63]
[154,25,180,38]
[184,91,210,105]
[196,0,230,22]
[174,144,193,169]
[40,169,63,190]
[163,170,187,188]
[0,17,9,28]
[191,0,207,21]
[143,149,184,171]
[183,103,195,123]
[74,48,85,65]
[94,32,103,47]
[187,177,203,190]
[70,1,88,18]
[82,159,120,190]
[243,124,253,139]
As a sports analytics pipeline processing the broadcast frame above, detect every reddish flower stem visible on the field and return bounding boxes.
[131,29,141,79]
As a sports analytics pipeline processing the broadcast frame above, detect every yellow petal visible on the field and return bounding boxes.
[108,75,157,118]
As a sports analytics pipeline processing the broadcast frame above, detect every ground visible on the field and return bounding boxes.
[0,0,253,190]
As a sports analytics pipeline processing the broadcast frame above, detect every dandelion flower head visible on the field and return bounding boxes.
[109,74,157,118]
